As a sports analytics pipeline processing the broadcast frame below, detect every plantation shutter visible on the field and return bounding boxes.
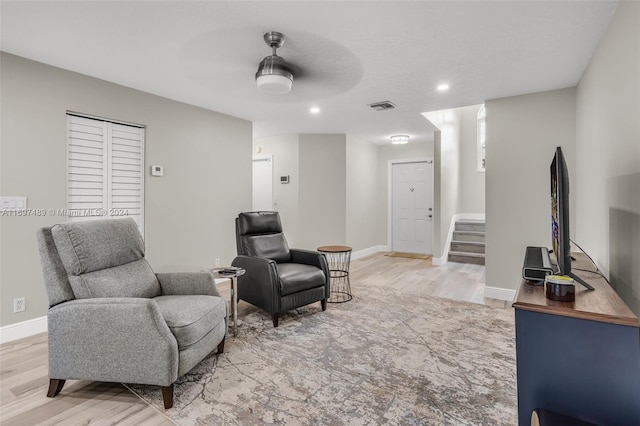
[67,114,145,233]
[110,123,144,227]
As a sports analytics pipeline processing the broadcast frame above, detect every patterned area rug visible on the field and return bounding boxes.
[129,286,516,425]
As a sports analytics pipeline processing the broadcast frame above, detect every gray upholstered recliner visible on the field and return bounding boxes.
[36,218,227,409]
[231,211,330,327]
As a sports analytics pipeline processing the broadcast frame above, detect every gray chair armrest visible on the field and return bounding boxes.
[157,272,222,297]
[47,298,178,387]
[232,255,280,314]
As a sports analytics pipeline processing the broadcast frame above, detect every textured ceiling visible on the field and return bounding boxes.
[0,1,617,145]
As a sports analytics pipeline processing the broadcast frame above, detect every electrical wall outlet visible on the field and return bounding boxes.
[215,258,221,268]
[13,297,25,313]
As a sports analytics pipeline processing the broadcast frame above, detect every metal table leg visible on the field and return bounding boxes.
[231,276,238,336]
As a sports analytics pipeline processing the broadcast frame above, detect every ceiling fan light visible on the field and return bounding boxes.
[255,46,294,94]
[256,74,293,94]
[391,135,410,145]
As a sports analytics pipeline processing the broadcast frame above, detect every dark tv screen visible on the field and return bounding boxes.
[550,147,571,276]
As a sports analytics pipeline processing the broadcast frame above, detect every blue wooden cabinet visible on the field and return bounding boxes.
[513,256,640,425]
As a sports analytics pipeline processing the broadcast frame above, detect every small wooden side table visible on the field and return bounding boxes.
[212,267,245,336]
[317,245,353,303]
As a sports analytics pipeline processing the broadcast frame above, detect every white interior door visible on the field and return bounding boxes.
[392,161,433,254]
[252,155,273,211]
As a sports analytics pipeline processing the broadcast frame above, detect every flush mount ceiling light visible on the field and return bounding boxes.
[391,135,410,145]
[437,83,450,92]
[255,31,294,94]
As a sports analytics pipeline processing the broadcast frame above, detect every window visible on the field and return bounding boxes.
[477,104,486,172]
[66,113,145,233]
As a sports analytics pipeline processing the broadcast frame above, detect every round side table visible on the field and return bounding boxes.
[317,245,353,303]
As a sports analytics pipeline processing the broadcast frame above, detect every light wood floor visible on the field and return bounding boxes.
[0,253,509,425]
[349,253,509,308]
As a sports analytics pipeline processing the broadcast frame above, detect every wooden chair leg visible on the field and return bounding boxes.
[321,299,327,311]
[47,379,66,397]
[272,313,279,328]
[217,337,225,354]
[161,384,174,409]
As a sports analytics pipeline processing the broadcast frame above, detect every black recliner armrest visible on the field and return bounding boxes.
[290,249,327,270]
[231,255,280,314]
[290,249,330,297]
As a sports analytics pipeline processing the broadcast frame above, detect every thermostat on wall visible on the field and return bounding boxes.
[280,175,290,184]
[151,165,164,177]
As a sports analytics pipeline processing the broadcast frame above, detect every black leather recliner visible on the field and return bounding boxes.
[231,211,330,327]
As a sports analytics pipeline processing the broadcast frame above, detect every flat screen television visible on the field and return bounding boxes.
[550,147,594,290]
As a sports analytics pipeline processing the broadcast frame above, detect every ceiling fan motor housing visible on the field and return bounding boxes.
[263,31,285,49]
[255,31,294,94]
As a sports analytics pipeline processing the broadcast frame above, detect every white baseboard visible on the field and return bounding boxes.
[484,286,516,302]
[432,256,444,266]
[0,316,47,344]
[351,245,389,260]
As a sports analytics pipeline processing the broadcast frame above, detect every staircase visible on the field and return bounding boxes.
[448,220,485,265]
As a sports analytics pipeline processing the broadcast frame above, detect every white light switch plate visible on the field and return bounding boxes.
[0,197,27,210]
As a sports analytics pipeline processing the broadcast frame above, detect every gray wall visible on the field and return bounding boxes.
[485,87,577,292]
[256,134,434,252]
[575,1,640,315]
[435,113,462,259]
[425,105,485,260]
[432,131,445,257]
[346,135,381,251]
[298,134,347,249]
[425,108,471,259]
[459,105,485,213]
[254,133,347,250]
[253,134,300,245]
[0,53,253,327]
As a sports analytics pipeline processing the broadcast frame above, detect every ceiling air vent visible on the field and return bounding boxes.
[368,101,396,111]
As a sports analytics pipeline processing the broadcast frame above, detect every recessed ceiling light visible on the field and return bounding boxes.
[310,106,320,114]
[437,83,450,92]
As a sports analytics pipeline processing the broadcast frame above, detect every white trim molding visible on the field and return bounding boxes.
[434,213,485,266]
[0,316,47,344]
[351,245,389,260]
[484,286,517,302]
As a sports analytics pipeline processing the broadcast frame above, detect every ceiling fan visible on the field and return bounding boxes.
[255,31,295,94]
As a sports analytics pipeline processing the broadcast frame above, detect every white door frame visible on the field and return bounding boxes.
[388,157,434,252]
[252,154,273,211]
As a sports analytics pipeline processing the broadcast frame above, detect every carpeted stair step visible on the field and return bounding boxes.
[448,251,485,265]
